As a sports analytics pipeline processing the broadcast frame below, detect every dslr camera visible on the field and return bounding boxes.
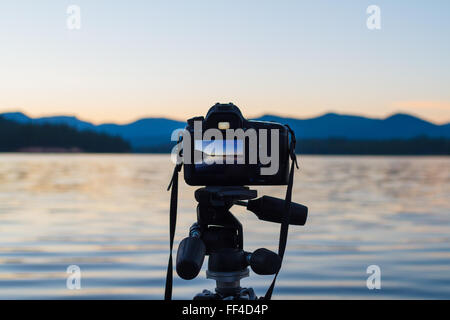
[182,103,291,186]
[165,103,306,300]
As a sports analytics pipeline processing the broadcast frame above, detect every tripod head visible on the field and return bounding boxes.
[175,186,308,300]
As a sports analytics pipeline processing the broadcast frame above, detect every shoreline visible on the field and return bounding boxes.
[0,152,448,157]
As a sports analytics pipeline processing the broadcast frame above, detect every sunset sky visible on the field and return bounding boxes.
[0,0,449,124]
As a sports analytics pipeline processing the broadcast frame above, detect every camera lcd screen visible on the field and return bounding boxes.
[194,140,244,168]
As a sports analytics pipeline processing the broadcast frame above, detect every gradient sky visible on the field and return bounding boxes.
[0,0,449,124]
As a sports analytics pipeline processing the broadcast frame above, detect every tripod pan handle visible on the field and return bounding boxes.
[247,196,308,226]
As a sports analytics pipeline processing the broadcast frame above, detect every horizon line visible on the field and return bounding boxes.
[0,109,449,126]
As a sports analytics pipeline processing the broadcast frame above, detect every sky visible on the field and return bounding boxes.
[0,0,449,124]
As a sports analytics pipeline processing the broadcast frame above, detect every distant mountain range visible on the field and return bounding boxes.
[1,111,449,148]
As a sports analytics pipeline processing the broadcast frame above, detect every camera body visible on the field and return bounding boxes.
[183,103,290,186]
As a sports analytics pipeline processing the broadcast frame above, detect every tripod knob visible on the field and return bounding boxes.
[176,237,206,280]
[248,248,281,275]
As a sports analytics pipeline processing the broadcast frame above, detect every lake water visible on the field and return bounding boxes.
[0,154,449,299]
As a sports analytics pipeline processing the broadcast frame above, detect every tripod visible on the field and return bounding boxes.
[175,186,308,300]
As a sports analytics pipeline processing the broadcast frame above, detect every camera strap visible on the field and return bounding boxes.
[264,125,299,300]
[164,162,182,300]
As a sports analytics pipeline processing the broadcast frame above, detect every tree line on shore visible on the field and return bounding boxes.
[0,116,131,153]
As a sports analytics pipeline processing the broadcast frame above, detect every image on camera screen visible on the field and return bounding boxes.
[194,139,244,169]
